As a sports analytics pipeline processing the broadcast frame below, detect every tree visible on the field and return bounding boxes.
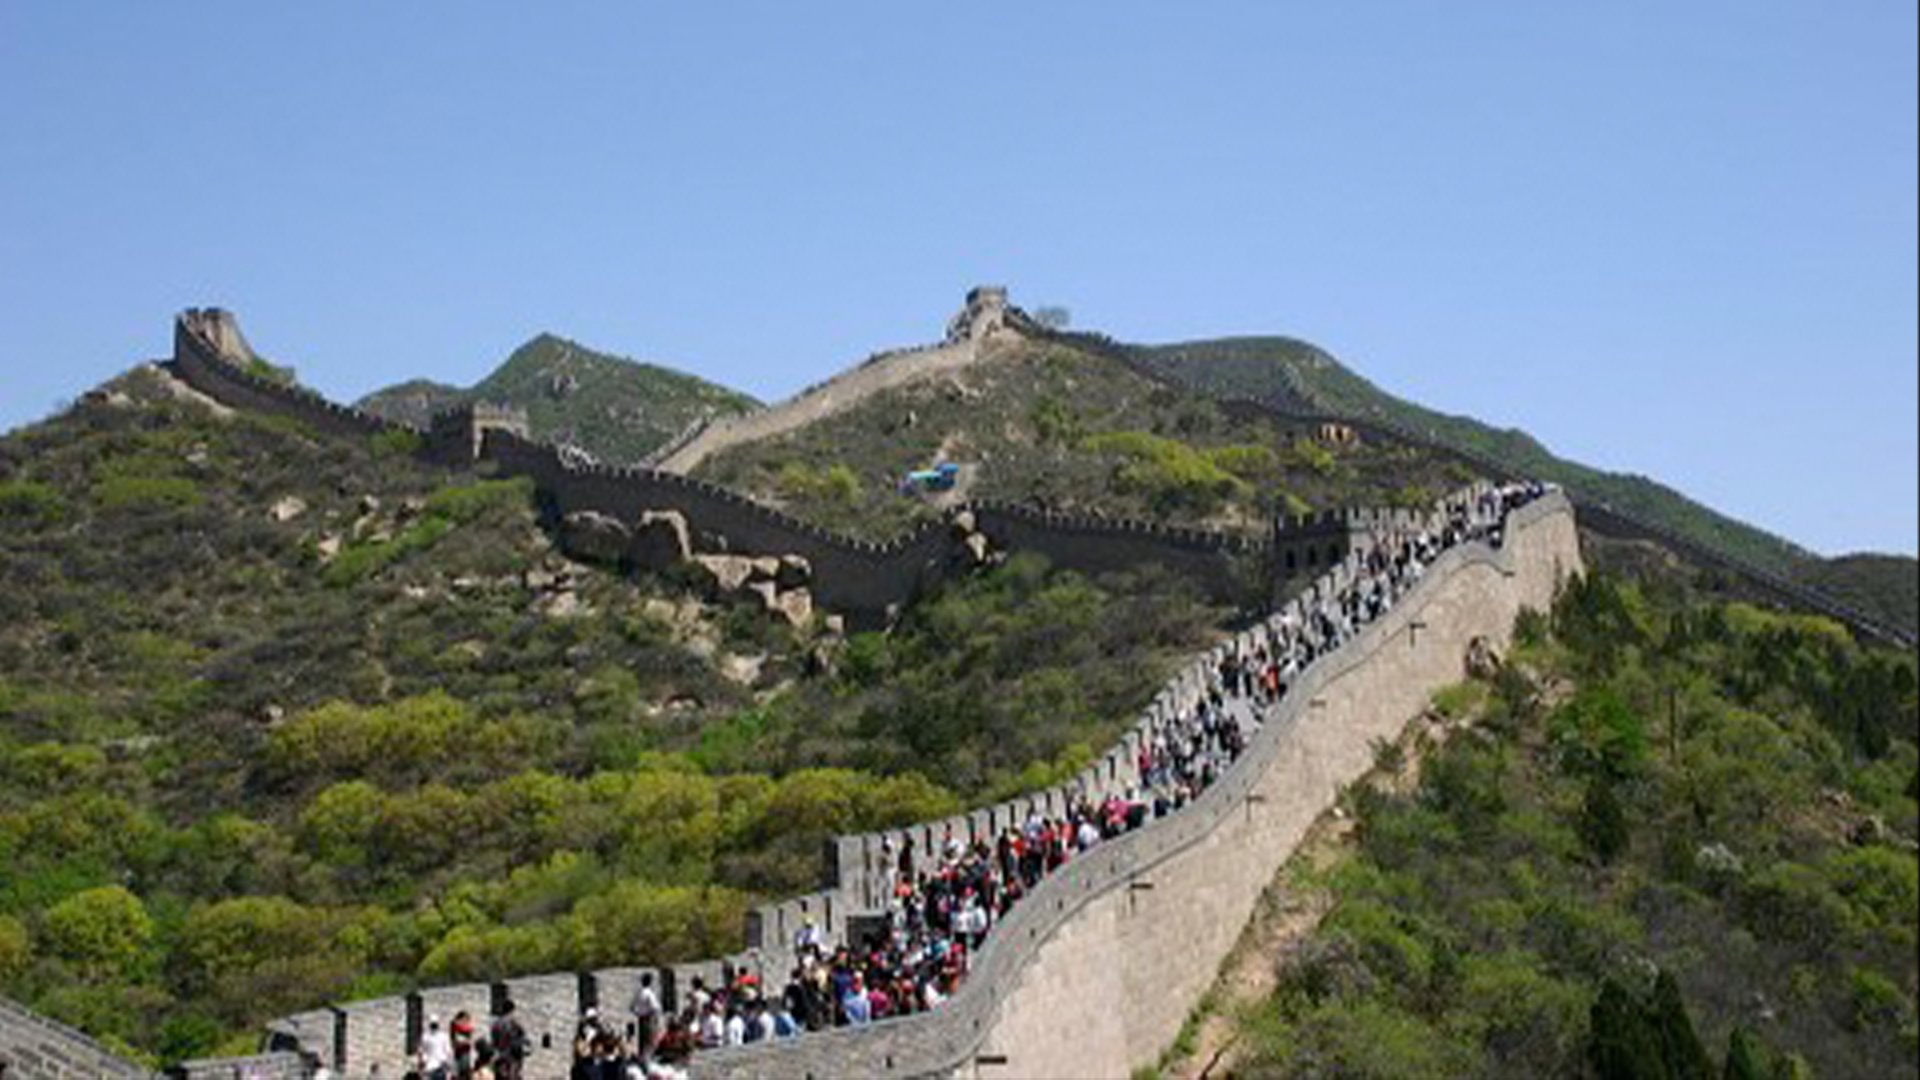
[1578,775,1631,865]
[0,914,32,987]
[1589,972,1713,1080]
[1030,305,1071,330]
[44,885,154,979]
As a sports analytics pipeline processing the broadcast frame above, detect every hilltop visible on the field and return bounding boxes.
[358,333,759,464]
[692,335,1476,540]
[1120,335,1918,639]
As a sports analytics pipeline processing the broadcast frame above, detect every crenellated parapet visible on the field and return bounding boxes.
[171,309,402,440]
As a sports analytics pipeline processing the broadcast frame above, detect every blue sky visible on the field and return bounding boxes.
[2,2,1914,556]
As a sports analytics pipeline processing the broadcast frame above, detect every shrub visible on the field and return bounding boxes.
[93,474,202,509]
[0,479,64,522]
[1082,430,1245,514]
[0,914,31,987]
[44,885,154,978]
[1577,775,1631,865]
[369,429,424,459]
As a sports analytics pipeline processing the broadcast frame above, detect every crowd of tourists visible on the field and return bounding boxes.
[382,482,1546,1080]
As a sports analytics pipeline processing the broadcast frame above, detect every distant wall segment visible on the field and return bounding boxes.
[170,309,1285,625]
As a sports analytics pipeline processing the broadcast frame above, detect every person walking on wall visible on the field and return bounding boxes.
[489,999,530,1080]
[629,972,661,1059]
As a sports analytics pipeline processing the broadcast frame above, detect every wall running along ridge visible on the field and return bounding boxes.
[226,489,1570,1080]
[1020,322,1915,649]
[684,490,1579,1080]
[17,310,1576,1078]
[168,311,1288,625]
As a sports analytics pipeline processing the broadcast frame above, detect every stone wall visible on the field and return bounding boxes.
[969,501,1260,604]
[653,337,987,474]
[226,490,1568,1079]
[172,309,1279,628]
[685,490,1579,1079]
[479,430,1283,626]
[171,311,397,441]
[1022,321,1913,650]
[0,996,153,1080]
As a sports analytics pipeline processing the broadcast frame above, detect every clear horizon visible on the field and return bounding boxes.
[2,2,1914,557]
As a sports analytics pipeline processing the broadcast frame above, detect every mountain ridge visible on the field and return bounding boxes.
[357,333,760,465]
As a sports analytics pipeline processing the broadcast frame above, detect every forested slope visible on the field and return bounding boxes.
[1185,575,1917,1079]
[0,367,1222,1065]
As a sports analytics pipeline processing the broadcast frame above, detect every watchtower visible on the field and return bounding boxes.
[425,401,532,464]
[945,286,1016,344]
[1269,505,1431,600]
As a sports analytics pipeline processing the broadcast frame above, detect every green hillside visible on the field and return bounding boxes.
[359,334,761,464]
[0,368,1220,1064]
[1795,555,1920,645]
[694,338,1479,540]
[1174,578,1918,1079]
[1133,337,1809,568]
[1124,336,1916,642]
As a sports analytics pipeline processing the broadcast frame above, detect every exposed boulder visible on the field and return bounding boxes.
[746,556,783,583]
[776,554,812,589]
[744,580,780,614]
[774,588,814,628]
[633,509,693,571]
[962,532,991,566]
[950,509,977,535]
[694,554,757,593]
[560,510,632,563]
[269,496,307,522]
[1465,636,1502,681]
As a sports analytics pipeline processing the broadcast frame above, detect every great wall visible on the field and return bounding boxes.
[2,289,1894,1079]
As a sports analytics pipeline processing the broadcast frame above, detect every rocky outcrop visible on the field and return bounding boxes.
[559,510,633,564]
[633,509,692,571]
[694,554,816,628]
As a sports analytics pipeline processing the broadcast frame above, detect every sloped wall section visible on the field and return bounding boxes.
[684,490,1578,1080]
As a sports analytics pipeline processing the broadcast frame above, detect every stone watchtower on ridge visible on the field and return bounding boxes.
[945,285,1019,345]
[425,401,532,464]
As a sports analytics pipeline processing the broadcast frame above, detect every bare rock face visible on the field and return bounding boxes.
[560,510,633,564]
[633,509,693,571]
[744,579,781,614]
[746,556,783,583]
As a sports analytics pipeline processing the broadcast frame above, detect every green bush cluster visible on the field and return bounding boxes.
[0,366,1227,1063]
[1080,430,1249,515]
